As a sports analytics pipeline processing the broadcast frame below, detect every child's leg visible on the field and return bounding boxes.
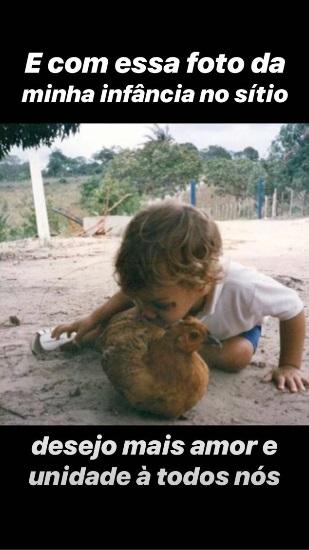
[201,336,254,372]
[201,326,261,373]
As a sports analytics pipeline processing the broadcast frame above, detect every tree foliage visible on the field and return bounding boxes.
[144,124,173,143]
[200,145,232,161]
[80,131,202,213]
[233,147,259,161]
[2,123,309,209]
[266,123,309,192]
[92,147,118,166]
[44,146,117,178]
[0,124,79,159]
[81,175,142,215]
[44,149,101,178]
[0,155,30,181]
[203,158,265,197]
[104,141,202,197]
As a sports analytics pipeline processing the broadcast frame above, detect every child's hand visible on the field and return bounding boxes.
[266,365,309,392]
[51,315,96,343]
[51,320,80,339]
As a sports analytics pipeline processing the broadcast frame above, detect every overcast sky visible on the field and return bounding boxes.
[11,123,283,167]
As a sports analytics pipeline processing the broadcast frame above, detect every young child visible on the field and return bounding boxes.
[51,200,307,393]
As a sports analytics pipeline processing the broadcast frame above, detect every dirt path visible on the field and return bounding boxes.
[1,217,308,425]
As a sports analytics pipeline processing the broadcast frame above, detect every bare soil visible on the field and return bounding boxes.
[0,217,308,425]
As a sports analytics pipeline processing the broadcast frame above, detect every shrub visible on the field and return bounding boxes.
[0,203,9,241]
[81,176,142,215]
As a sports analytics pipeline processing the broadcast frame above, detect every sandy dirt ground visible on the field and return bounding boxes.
[0,217,308,425]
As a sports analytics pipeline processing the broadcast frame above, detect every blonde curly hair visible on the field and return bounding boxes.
[115,200,223,292]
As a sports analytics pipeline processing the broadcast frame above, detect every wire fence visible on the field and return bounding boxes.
[180,184,309,221]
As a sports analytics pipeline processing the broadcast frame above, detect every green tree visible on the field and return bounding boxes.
[81,134,202,203]
[267,123,309,192]
[92,147,117,167]
[104,148,138,184]
[203,158,265,197]
[82,175,142,215]
[135,141,202,196]
[242,147,259,161]
[233,147,259,161]
[200,145,232,161]
[144,124,173,143]
[108,141,202,197]
[45,150,71,177]
[44,149,101,178]
[0,124,79,160]
[0,155,30,181]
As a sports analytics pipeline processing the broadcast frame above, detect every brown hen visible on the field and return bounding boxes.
[97,308,210,418]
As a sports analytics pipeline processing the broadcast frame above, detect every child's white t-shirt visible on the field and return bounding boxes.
[196,259,304,340]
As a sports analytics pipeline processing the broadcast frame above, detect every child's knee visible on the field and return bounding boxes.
[220,338,254,372]
[202,336,254,372]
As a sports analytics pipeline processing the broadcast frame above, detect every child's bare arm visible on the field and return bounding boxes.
[271,310,308,392]
[51,290,133,343]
